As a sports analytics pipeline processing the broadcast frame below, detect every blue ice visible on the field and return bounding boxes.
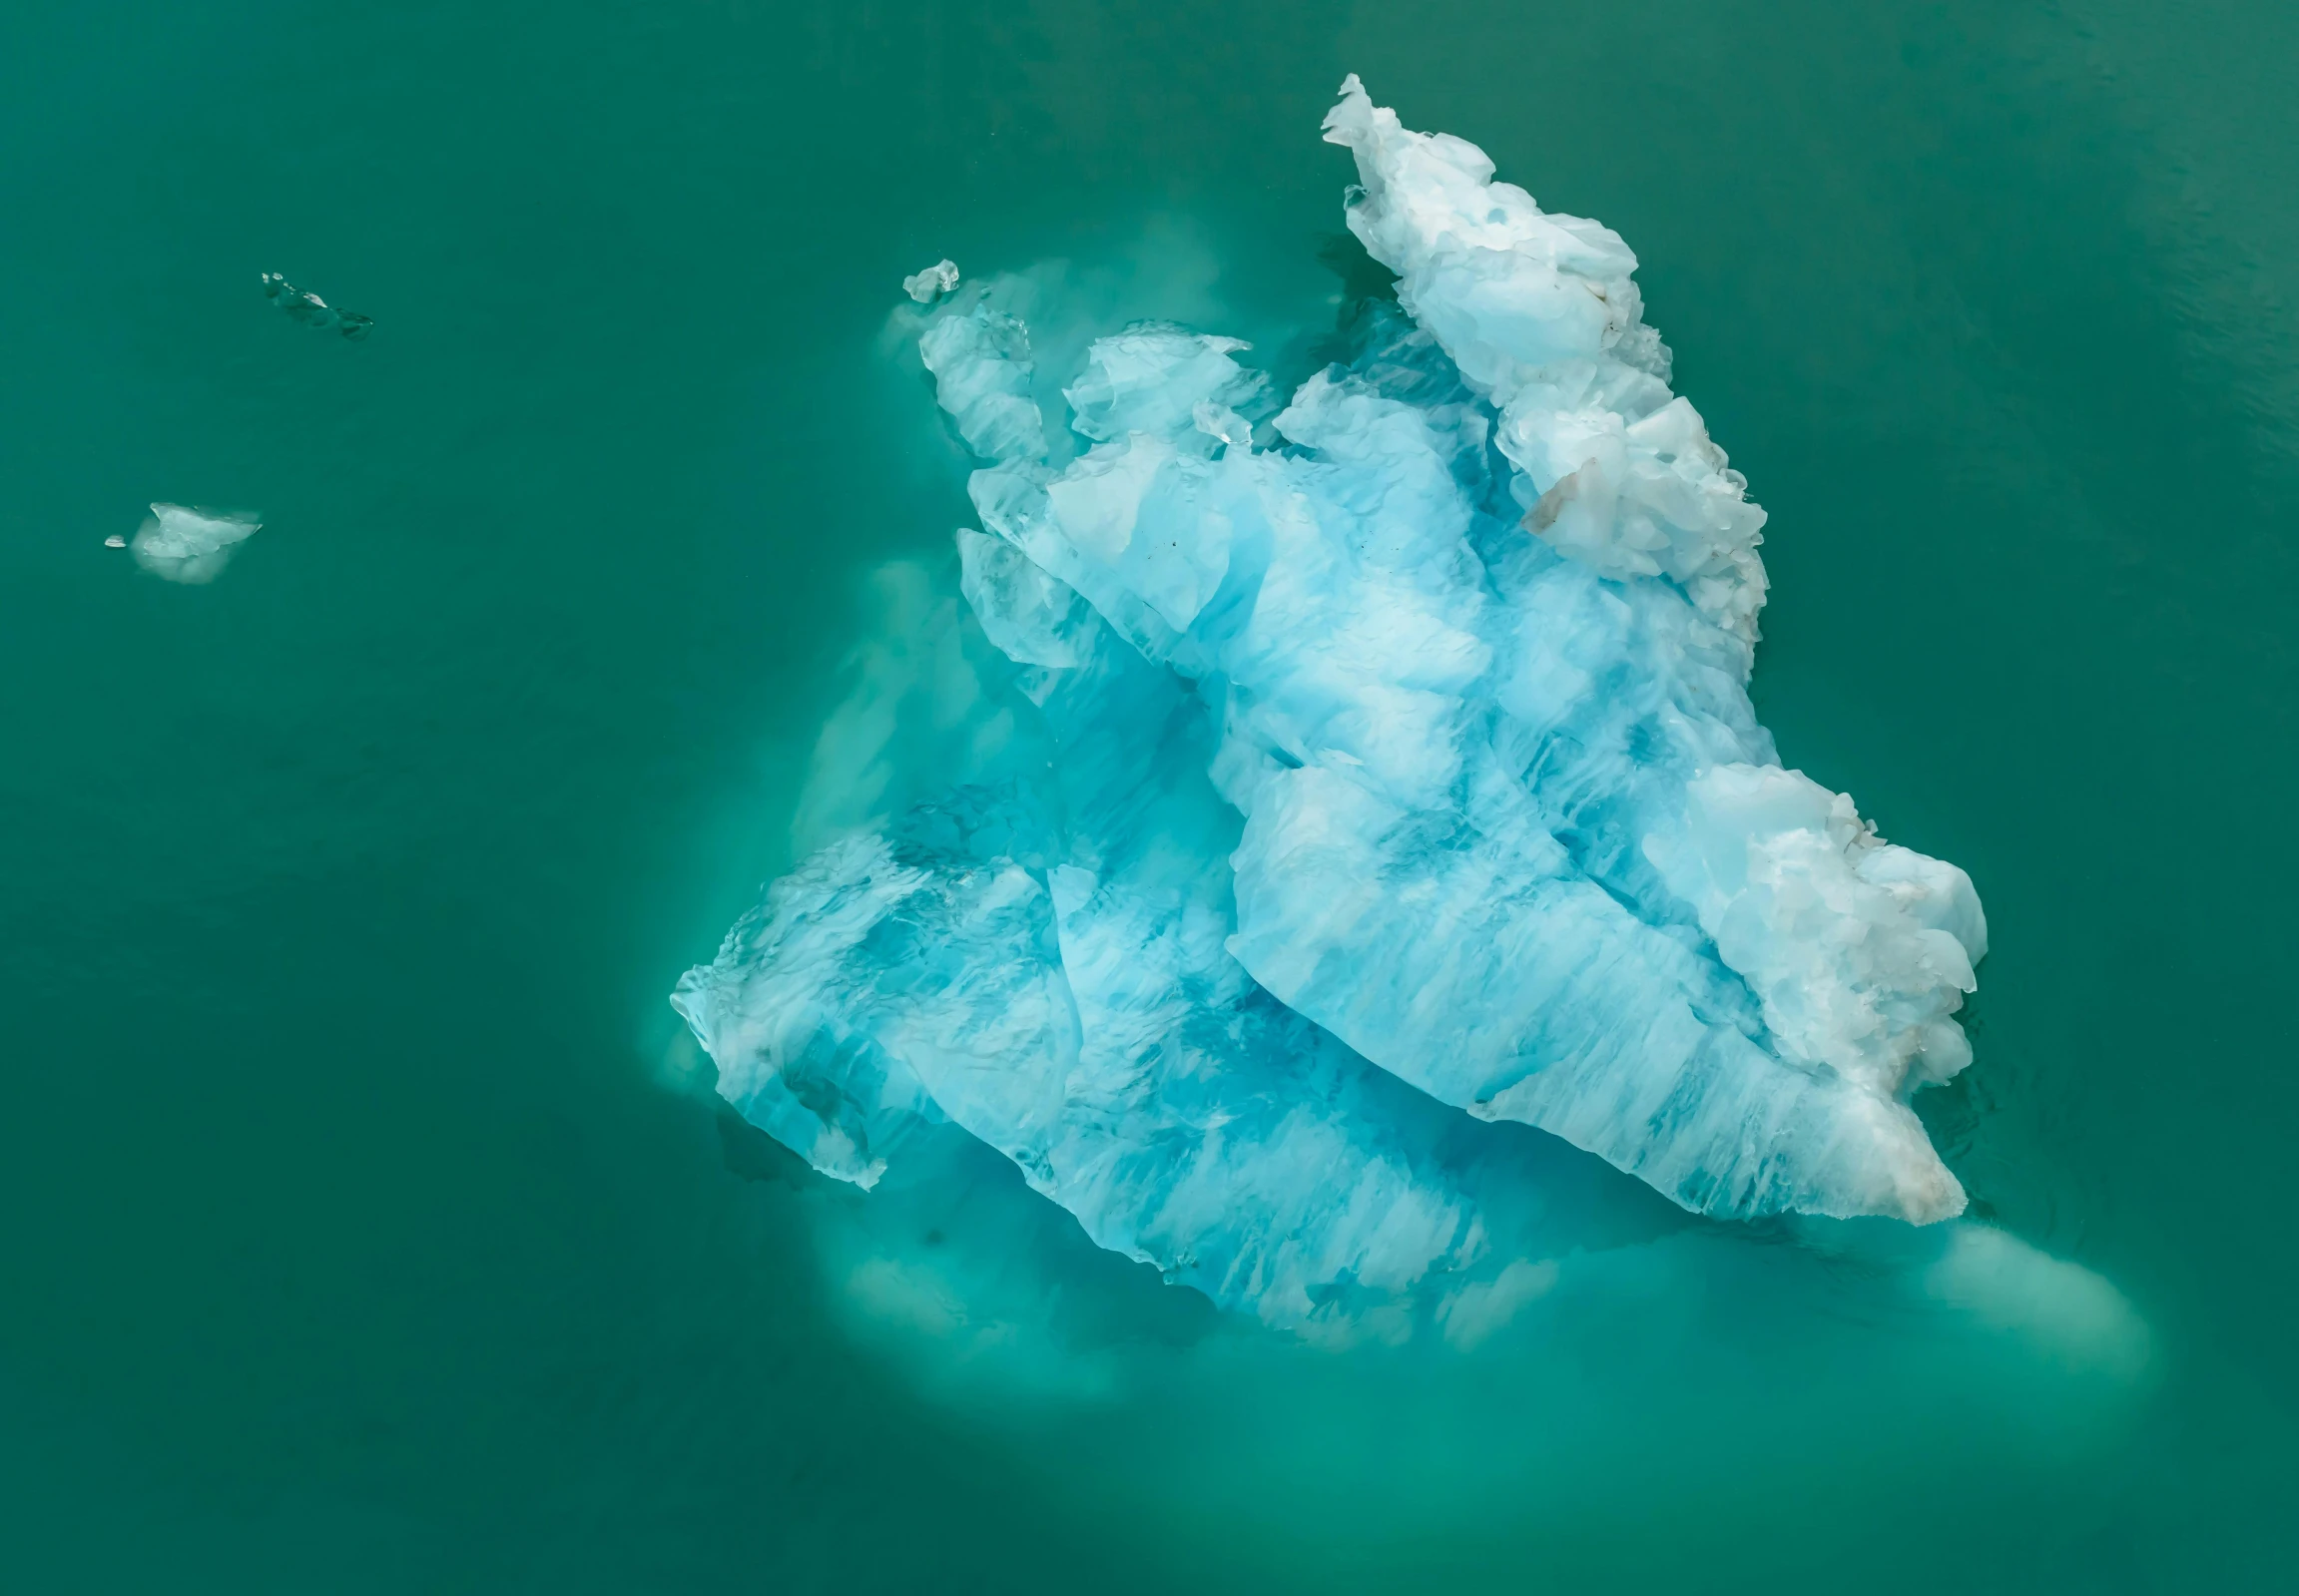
[676,79,1988,1340]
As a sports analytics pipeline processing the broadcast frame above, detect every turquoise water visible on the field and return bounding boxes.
[3,2,2296,1590]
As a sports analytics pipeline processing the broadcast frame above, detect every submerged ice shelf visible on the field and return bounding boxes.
[676,79,1989,1340]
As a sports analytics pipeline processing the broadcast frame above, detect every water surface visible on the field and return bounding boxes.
[2,2,2295,1590]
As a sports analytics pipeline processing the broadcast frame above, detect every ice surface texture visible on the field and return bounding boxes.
[677,81,1989,1337]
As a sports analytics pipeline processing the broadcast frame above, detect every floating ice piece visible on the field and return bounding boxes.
[681,77,1994,1339]
[103,534,127,548]
[261,271,372,339]
[902,259,961,303]
[130,503,261,584]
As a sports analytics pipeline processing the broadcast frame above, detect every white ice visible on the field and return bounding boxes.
[130,503,262,584]
[903,258,961,303]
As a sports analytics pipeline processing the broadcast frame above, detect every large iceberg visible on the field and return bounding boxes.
[676,79,1988,1340]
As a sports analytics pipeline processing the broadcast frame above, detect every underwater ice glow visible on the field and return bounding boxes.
[675,79,1989,1339]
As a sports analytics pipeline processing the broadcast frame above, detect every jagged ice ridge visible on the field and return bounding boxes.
[675,79,1989,1341]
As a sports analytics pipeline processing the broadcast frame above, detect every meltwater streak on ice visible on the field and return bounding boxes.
[679,80,1994,1339]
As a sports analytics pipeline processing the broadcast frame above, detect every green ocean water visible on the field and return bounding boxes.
[4,1,2296,1589]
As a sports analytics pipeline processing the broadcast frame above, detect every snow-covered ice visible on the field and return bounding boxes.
[678,80,1991,1338]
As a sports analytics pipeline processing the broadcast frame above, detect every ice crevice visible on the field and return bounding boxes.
[676,79,1990,1341]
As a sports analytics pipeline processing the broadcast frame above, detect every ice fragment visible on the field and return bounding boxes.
[261,271,372,339]
[902,259,961,303]
[130,503,261,585]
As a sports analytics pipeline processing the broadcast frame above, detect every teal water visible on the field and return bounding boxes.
[4,2,2296,1590]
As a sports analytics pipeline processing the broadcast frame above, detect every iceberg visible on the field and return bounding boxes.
[129,503,262,584]
[678,79,1989,1337]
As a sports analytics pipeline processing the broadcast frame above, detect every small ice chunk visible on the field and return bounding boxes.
[261,271,372,339]
[902,259,961,303]
[131,503,261,584]
[103,534,127,548]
